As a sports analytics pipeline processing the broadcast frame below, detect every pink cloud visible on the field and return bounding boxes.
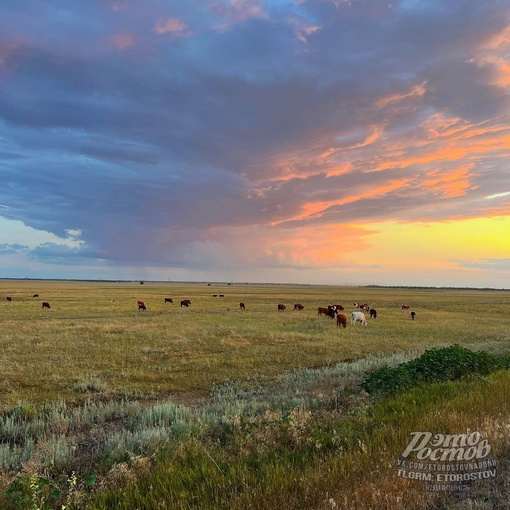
[112,32,136,51]
[155,18,190,37]
[210,0,267,31]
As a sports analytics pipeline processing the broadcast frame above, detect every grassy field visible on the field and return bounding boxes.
[0,279,509,509]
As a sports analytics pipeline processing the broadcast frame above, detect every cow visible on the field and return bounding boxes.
[318,307,329,316]
[33,294,39,298]
[240,302,245,310]
[333,304,344,311]
[277,304,286,312]
[212,294,218,297]
[138,301,146,311]
[360,303,370,312]
[180,299,191,307]
[369,308,377,319]
[42,302,51,309]
[411,311,416,320]
[336,314,347,328]
[293,303,304,311]
[401,304,410,311]
[353,302,360,309]
[219,294,225,297]
[351,311,367,326]
[327,305,337,318]
[6,296,12,302]
[164,298,173,303]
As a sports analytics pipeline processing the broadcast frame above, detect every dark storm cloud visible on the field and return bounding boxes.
[1,0,509,269]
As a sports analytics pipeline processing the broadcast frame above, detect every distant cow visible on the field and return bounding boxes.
[33,294,39,298]
[42,302,51,309]
[369,308,377,319]
[180,299,191,307]
[277,304,286,312]
[336,314,347,328]
[138,301,146,311]
[411,311,416,320]
[293,303,304,311]
[212,294,218,297]
[164,298,173,303]
[318,307,329,316]
[240,302,245,310]
[360,303,370,312]
[219,294,225,297]
[401,304,410,311]
[351,311,367,326]
[333,304,344,311]
[6,297,12,302]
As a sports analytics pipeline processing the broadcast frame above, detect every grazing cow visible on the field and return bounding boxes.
[6,296,12,302]
[333,304,344,311]
[318,307,329,316]
[240,302,245,310]
[401,304,410,311]
[164,298,173,303]
[180,299,191,307]
[327,305,337,318]
[293,303,304,311]
[353,302,360,309]
[369,308,377,319]
[277,304,286,312]
[212,294,218,297]
[138,301,147,311]
[411,311,416,320]
[219,294,224,297]
[351,311,367,326]
[33,294,39,298]
[336,314,347,328]
[42,302,51,309]
[360,303,370,312]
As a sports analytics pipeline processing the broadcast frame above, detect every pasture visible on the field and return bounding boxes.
[0,280,509,509]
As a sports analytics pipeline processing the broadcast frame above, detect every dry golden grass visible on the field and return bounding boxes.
[1,280,509,409]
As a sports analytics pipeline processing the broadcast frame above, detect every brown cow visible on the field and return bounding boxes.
[333,304,344,311]
[318,307,329,316]
[401,304,410,310]
[6,296,12,302]
[293,303,304,311]
[42,302,51,309]
[138,301,147,311]
[240,302,245,310]
[336,314,347,328]
[180,299,191,307]
[164,298,173,303]
[277,304,286,312]
[33,294,39,298]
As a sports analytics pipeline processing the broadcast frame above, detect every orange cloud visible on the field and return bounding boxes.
[422,165,476,198]
[375,81,427,109]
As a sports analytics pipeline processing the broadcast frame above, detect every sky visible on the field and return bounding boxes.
[1,0,510,287]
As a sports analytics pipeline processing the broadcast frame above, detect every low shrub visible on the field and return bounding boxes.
[361,344,509,397]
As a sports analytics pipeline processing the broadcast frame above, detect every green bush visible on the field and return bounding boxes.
[361,345,507,397]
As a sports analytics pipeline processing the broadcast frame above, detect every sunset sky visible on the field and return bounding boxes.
[1,0,509,287]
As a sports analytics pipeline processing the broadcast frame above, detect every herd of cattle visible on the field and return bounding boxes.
[3,294,417,325]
